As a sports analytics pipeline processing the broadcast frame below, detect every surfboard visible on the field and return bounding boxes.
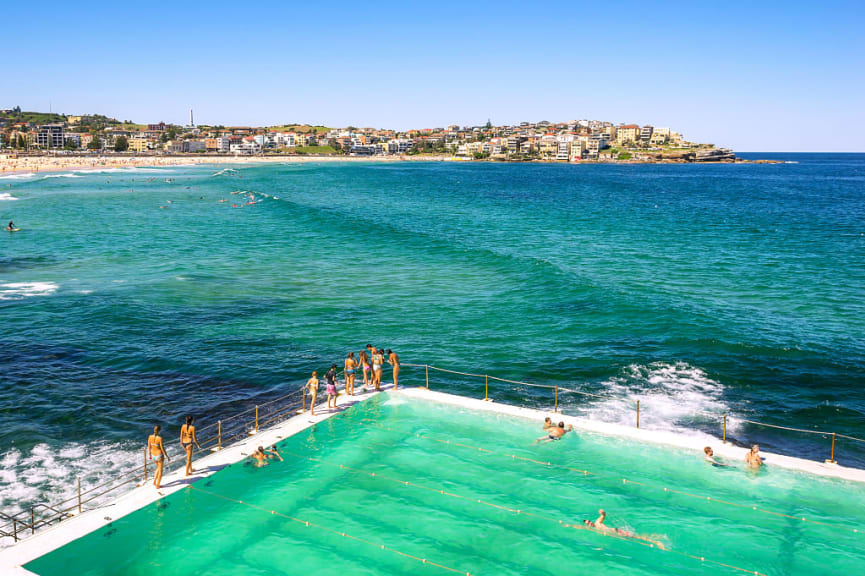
[7,228,21,232]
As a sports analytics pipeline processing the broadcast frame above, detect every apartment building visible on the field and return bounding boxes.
[36,124,65,148]
[616,125,640,145]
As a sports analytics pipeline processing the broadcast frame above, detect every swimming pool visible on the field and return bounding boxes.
[25,393,865,576]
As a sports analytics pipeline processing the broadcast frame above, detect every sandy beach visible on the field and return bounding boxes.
[0,153,452,176]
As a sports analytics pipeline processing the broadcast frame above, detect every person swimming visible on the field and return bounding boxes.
[543,417,555,430]
[703,446,728,467]
[535,421,573,443]
[581,509,665,549]
[250,445,283,466]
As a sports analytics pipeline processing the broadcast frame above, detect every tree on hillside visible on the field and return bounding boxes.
[63,139,79,151]
[17,135,26,148]
[114,135,128,152]
[88,135,102,150]
[485,119,492,129]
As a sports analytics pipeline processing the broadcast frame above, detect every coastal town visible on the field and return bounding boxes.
[0,108,736,164]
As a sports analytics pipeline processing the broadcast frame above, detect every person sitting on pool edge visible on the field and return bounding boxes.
[535,421,573,443]
[703,446,728,467]
[582,509,665,549]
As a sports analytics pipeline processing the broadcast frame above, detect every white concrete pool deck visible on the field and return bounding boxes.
[4,385,865,575]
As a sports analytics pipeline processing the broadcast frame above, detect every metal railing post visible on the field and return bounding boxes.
[828,433,837,464]
[255,405,259,434]
[218,420,222,450]
[425,365,429,389]
[30,508,34,534]
[78,477,82,513]
[144,446,148,482]
[636,400,640,429]
[554,386,558,413]
[723,414,727,444]
[13,519,17,542]
[484,375,489,401]
[302,388,306,412]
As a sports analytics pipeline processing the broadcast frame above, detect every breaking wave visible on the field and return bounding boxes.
[0,193,17,201]
[576,362,733,438]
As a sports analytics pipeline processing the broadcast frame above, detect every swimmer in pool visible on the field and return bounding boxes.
[250,445,283,466]
[582,509,665,549]
[745,444,763,468]
[703,446,728,467]
[543,417,555,430]
[535,421,573,443]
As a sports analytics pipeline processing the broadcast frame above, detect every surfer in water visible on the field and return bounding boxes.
[7,221,15,231]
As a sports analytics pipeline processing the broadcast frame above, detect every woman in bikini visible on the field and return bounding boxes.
[371,347,384,391]
[148,425,170,490]
[307,371,320,416]
[180,415,200,477]
[344,352,357,396]
[386,349,400,390]
[359,350,371,391]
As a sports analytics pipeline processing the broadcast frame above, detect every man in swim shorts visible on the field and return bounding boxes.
[535,421,573,443]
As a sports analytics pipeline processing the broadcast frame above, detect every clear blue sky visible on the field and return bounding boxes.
[4,1,863,151]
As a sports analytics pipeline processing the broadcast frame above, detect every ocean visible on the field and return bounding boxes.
[1,153,864,512]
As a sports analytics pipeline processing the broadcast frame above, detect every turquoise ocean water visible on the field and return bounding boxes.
[1,154,864,512]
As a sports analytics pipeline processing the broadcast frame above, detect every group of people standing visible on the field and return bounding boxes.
[143,347,401,489]
[306,345,400,416]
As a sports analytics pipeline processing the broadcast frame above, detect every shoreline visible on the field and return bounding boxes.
[0,153,780,177]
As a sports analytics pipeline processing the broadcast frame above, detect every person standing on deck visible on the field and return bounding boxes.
[180,415,200,476]
[386,349,400,390]
[371,347,384,391]
[148,425,170,490]
[344,352,357,396]
[307,371,320,416]
[325,364,338,410]
[359,349,371,391]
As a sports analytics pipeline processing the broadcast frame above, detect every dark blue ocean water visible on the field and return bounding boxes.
[1,153,863,510]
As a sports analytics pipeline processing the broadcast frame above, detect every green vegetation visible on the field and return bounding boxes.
[618,152,633,160]
[114,136,129,152]
[294,145,337,155]
[87,135,102,150]
[270,124,331,135]
[0,107,65,125]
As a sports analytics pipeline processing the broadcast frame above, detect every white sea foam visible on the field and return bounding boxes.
[41,173,82,179]
[0,282,59,301]
[0,441,145,546]
[577,362,733,439]
[0,193,17,201]
[0,173,36,180]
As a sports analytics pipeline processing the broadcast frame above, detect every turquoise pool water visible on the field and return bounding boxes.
[25,394,865,576]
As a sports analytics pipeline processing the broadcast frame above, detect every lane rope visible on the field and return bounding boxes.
[188,485,473,576]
